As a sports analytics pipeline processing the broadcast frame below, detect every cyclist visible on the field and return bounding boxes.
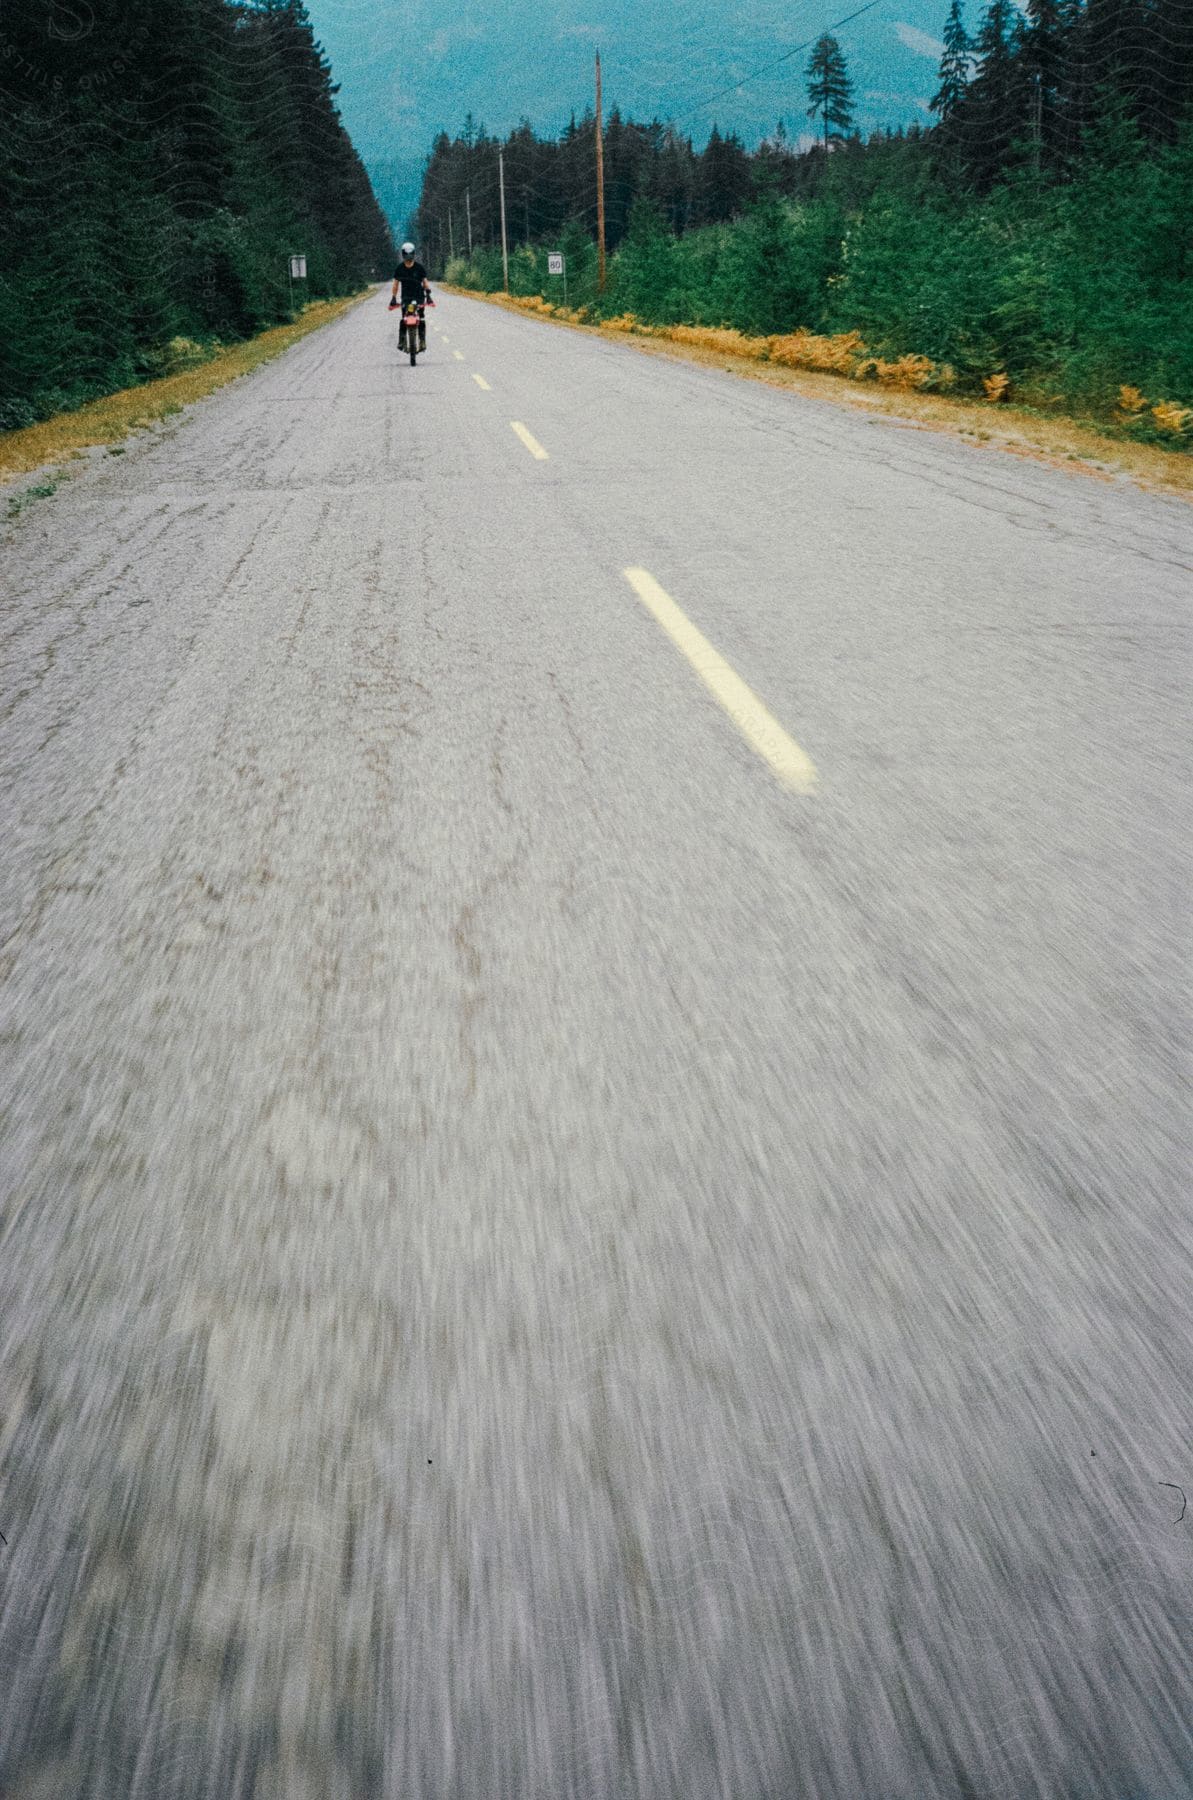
[390,243,430,350]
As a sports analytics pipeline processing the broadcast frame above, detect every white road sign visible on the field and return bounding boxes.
[548,253,564,276]
[289,255,307,280]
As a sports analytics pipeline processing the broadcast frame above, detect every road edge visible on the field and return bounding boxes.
[0,289,377,507]
[442,287,1193,507]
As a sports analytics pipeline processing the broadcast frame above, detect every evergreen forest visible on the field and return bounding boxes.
[420,0,1193,435]
[0,0,393,431]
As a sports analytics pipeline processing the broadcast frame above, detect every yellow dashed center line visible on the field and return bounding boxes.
[473,373,492,390]
[453,350,465,361]
[623,568,818,796]
[510,422,549,461]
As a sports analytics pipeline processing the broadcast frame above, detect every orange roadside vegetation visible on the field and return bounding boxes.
[451,288,1193,502]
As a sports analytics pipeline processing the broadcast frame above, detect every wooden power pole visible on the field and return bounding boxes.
[595,52,607,292]
[498,149,510,292]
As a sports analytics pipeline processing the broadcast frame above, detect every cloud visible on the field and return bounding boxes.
[387,73,421,129]
[426,22,485,60]
[864,89,938,114]
[892,21,946,59]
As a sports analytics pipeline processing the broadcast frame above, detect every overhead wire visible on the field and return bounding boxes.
[671,0,883,125]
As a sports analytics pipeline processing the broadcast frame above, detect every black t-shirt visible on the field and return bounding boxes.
[393,260,427,300]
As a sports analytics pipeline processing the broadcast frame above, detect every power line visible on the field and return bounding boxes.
[408,0,882,155]
[642,0,825,116]
[674,0,882,125]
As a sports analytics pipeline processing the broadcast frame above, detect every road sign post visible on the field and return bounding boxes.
[288,253,307,313]
[548,251,567,309]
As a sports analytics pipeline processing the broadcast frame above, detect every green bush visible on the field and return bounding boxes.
[139,336,218,379]
[446,104,1193,435]
[0,397,38,433]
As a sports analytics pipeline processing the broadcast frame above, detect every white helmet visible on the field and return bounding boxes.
[401,242,415,256]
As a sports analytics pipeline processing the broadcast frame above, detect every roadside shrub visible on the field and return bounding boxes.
[666,324,762,358]
[0,398,38,433]
[1150,401,1192,437]
[769,329,865,374]
[140,337,216,378]
[445,114,1193,446]
[855,353,939,390]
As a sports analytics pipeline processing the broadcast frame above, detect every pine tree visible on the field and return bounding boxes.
[963,0,1026,182]
[560,111,598,236]
[0,0,390,424]
[652,128,698,233]
[931,1,973,122]
[806,35,855,153]
[974,1,1018,92]
[1152,0,1193,139]
[1067,0,1156,140]
[1020,0,1078,163]
[754,118,799,196]
[698,125,752,223]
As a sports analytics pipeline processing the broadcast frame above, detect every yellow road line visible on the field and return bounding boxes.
[623,568,817,796]
[453,350,465,361]
[511,421,549,461]
[473,373,492,390]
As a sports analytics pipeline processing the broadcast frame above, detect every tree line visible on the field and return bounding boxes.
[0,0,393,431]
[420,0,1193,430]
[418,0,1192,259]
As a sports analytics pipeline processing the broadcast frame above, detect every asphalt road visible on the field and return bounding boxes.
[1,290,1190,1800]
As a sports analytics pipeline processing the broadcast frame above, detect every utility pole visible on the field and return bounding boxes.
[523,186,530,247]
[595,52,607,292]
[466,188,473,257]
[448,208,455,260]
[498,149,510,293]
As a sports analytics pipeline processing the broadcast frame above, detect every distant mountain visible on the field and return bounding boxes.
[305,0,992,235]
[367,157,429,243]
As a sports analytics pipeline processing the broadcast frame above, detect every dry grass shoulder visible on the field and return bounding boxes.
[0,292,370,485]
[447,288,1193,504]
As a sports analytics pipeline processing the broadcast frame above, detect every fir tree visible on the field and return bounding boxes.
[806,35,856,153]
[0,0,391,426]
[963,0,1026,182]
[931,1,973,123]
[1020,0,1078,163]
[698,125,752,223]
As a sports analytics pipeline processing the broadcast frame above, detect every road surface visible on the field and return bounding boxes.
[1,291,1191,1799]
